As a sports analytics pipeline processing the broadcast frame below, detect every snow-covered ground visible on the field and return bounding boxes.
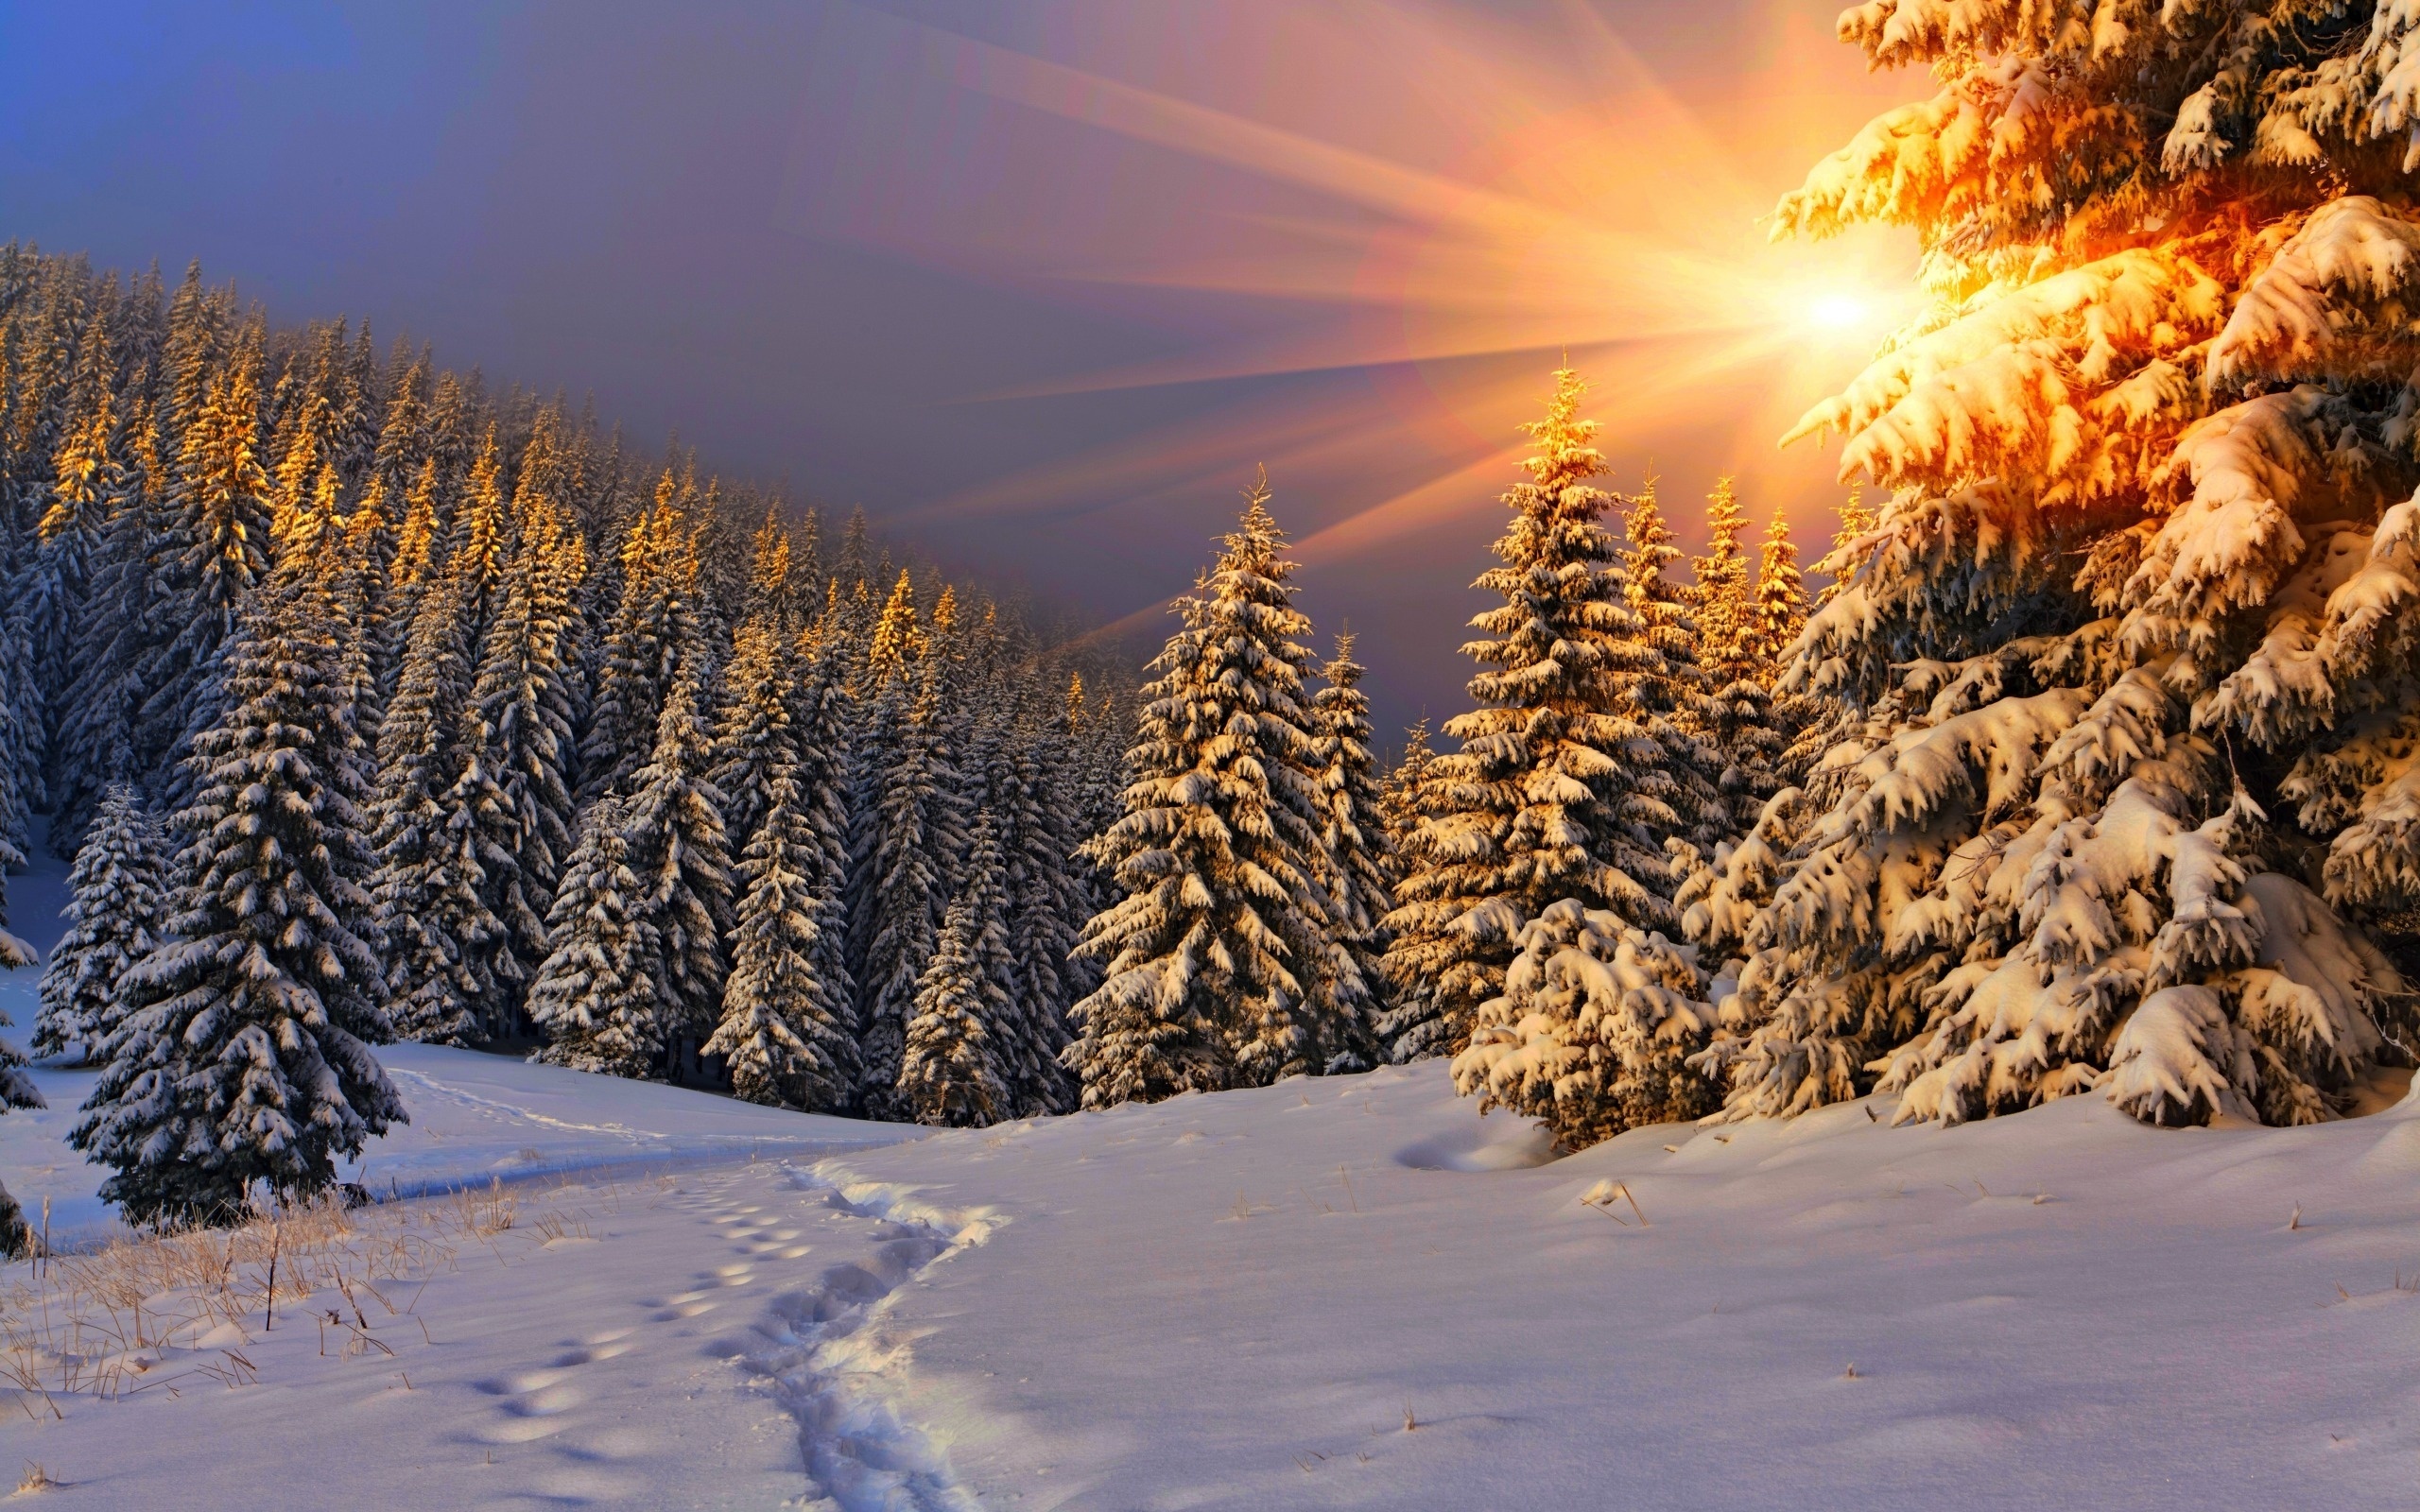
[0,1043,917,1246]
[7,1055,2420,1508]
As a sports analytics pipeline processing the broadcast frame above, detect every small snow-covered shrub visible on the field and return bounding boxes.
[1455,901,1717,1150]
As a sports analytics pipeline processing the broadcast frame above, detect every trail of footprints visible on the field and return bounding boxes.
[458,1164,976,1510]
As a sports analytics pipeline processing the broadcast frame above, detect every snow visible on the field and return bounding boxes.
[7,1051,2420,1505]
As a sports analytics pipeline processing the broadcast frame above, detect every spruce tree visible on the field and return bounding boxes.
[1814,486,1873,608]
[464,475,587,1015]
[582,472,706,800]
[1305,633,1389,1069]
[1753,511,1808,666]
[705,768,857,1110]
[710,613,799,856]
[620,673,733,1060]
[368,574,501,1044]
[1686,0,2420,1128]
[143,319,272,781]
[1373,720,1458,1061]
[74,563,403,1227]
[787,619,861,1054]
[1619,480,1727,859]
[528,797,665,1076]
[898,810,1016,1127]
[1068,473,1345,1106]
[853,659,966,1116]
[1694,482,1788,834]
[1382,368,1661,1057]
[33,783,171,1065]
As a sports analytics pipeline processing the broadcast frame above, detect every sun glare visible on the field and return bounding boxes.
[810,3,1920,561]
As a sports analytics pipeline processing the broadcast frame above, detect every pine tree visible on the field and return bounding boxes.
[710,613,799,856]
[1457,899,1718,1149]
[367,574,500,1044]
[144,319,272,775]
[898,810,1016,1127]
[620,673,733,1059]
[1689,477,1754,677]
[1305,633,1389,1069]
[1753,511,1807,666]
[1382,369,1662,1058]
[787,618,861,1057]
[1372,720,1456,1061]
[50,398,165,853]
[527,797,665,1077]
[0,687,37,1251]
[33,784,171,1065]
[581,471,706,799]
[1619,480,1726,858]
[705,768,857,1110]
[1685,0,2420,1128]
[464,475,586,1012]
[1694,482,1789,833]
[1814,486,1873,609]
[74,564,402,1227]
[1068,473,1346,1107]
[866,568,922,685]
[853,659,966,1115]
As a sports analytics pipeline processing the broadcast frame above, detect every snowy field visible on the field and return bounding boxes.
[4,1050,2420,1507]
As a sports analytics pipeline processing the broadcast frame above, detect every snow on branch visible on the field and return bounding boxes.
[2209,198,2420,390]
[1785,249,2223,502]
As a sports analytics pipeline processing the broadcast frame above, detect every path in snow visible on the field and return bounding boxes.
[2,1147,992,1510]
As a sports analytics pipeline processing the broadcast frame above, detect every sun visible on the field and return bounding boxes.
[1806,291,1871,332]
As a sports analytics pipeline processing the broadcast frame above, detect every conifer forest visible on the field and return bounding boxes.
[9,5,2420,1505]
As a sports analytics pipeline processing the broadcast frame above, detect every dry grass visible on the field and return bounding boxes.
[0,1176,592,1420]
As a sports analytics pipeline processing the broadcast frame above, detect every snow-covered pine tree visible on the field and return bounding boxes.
[1688,0,2420,1128]
[866,569,923,686]
[50,399,166,853]
[897,810,1017,1127]
[30,301,123,743]
[581,471,707,800]
[853,657,967,1116]
[620,673,733,1062]
[368,572,502,1044]
[787,616,860,1043]
[1381,369,1664,1058]
[142,318,273,785]
[745,506,799,630]
[1306,633,1389,1068]
[704,767,857,1110]
[1690,477,1754,669]
[1619,479,1728,858]
[710,611,798,857]
[1753,510,1807,667]
[1373,719,1461,1061]
[527,796,666,1076]
[33,783,171,1065]
[1694,480,1789,833]
[1067,472,1346,1106]
[1456,898,1719,1149]
[1814,487,1873,609]
[464,472,587,1013]
[1023,744,1090,1103]
[74,558,402,1227]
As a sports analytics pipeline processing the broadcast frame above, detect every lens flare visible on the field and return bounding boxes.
[783,0,1917,599]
